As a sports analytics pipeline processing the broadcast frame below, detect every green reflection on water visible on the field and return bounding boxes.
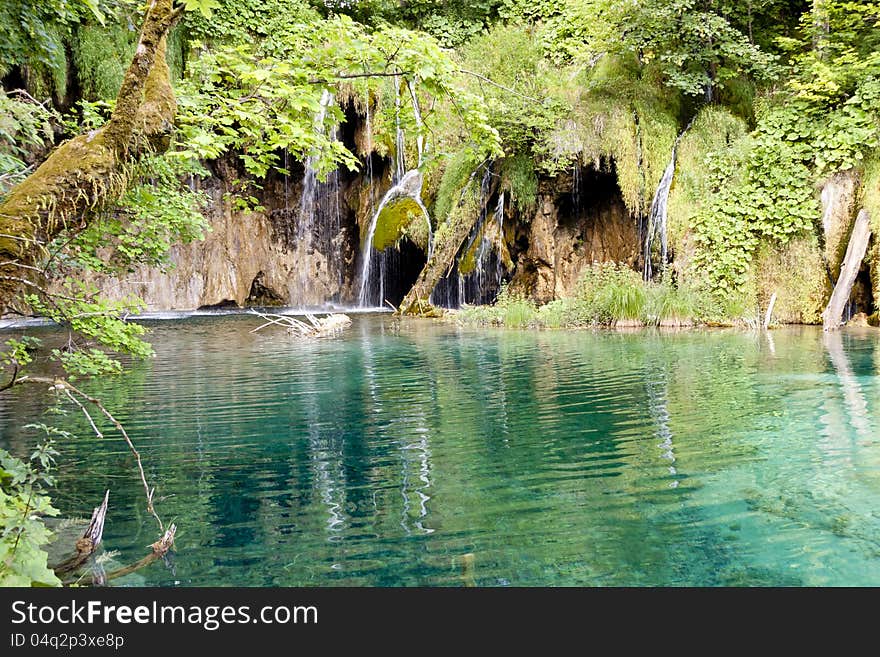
[2,316,879,586]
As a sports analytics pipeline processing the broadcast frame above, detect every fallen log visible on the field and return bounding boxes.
[822,209,872,331]
[52,490,109,577]
[64,524,177,587]
[398,165,497,315]
[250,311,352,336]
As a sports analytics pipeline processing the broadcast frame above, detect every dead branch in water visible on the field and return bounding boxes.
[250,310,352,337]
[64,523,177,587]
[52,490,110,577]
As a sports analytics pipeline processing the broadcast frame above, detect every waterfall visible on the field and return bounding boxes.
[644,123,691,280]
[406,77,432,256]
[494,192,505,286]
[297,90,335,242]
[431,167,506,308]
[643,154,674,280]
[407,77,424,167]
[288,90,344,306]
[393,76,405,183]
[357,170,429,307]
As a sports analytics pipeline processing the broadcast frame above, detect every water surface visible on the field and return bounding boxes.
[2,316,879,586]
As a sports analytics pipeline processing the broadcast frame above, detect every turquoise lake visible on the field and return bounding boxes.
[2,314,880,586]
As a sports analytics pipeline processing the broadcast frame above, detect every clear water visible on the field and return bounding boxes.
[2,316,880,586]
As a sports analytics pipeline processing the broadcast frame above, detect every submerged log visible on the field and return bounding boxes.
[64,524,177,587]
[822,209,872,331]
[52,490,110,577]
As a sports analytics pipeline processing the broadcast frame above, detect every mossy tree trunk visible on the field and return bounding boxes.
[822,208,872,331]
[0,0,178,314]
[399,175,497,315]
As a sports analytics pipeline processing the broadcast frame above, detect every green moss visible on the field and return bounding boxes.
[72,23,139,102]
[166,23,187,82]
[552,55,681,216]
[501,153,537,214]
[434,150,481,223]
[372,196,425,251]
[861,158,880,310]
[667,106,749,283]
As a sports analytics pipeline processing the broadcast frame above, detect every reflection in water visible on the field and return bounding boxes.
[1,319,879,586]
[823,330,872,442]
[644,367,678,487]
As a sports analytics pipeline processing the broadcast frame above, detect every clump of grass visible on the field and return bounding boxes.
[458,263,707,329]
[644,279,702,326]
[574,261,646,324]
[458,283,537,327]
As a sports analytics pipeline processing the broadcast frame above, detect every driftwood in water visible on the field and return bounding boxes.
[822,209,872,331]
[459,552,476,588]
[52,491,109,577]
[48,491,177,586]
[65,524,177,587]
[763,292,777,330]
[250,311,352,336]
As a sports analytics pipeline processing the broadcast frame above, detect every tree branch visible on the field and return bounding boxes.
[14,376,164,532]
[308,70,414,84]
[457,68,543,103]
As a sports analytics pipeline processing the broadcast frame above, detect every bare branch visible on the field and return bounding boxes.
[16,376,164,532]
[0,362,19,393]
[0,276,82,303]
[308,70,414,85]
[457,68,543,103]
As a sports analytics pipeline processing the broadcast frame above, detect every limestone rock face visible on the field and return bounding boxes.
[510,171,639,304]
[87,182,353,311]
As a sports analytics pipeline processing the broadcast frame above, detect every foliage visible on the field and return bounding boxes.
[176,17,500,180]
[550,54,680,216]
[457,25,569,159]
[26,282,152,378]
[862,158,880,306]
[500,152,538,215]
[185,0,319,53]
[0,90,60,196]
[0,427,62,587]
[688,3,880,302]
[71,21,138,101]
[459,262,708,328]
[754,238,828,325]
[324,0,504,47]
[0,0,102,102]
[63,155,209,274]
[573,261,647,323]
[458,283,537,328]
[433,151,483,224]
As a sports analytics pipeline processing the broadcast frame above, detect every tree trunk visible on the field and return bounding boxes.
[399,176,496,315]
[0,0,178,314]
[822,209,872,331]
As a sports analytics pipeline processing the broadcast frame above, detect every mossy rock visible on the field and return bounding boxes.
[372,196,426,251]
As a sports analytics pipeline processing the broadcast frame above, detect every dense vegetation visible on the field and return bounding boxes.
[1,0,879,585]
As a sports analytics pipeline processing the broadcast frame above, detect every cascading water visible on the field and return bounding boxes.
[644,123,691,280]
[431,167,506,308]
[358,76,432,308]
[393,76,406,183]
[357,170,429,307]
[288,90,345,306]
[407,77,432,257]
